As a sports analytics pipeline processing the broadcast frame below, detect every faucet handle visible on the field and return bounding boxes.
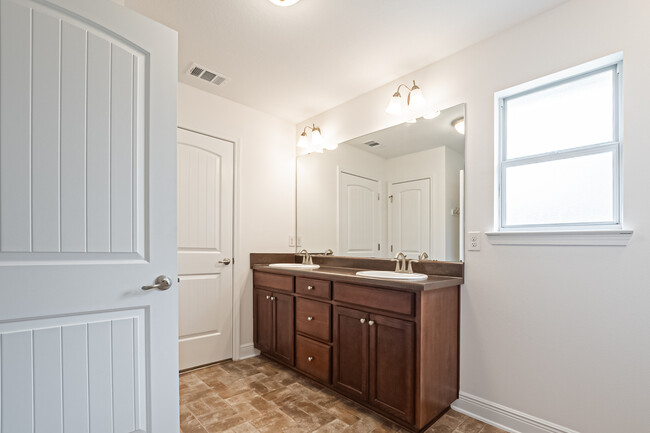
[418,252,429,261]
[407,259,418,274]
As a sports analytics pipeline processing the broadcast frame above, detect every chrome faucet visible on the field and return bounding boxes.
[392,252,407,273]
[298,249,313,265]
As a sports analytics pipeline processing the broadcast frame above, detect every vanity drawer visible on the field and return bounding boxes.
[296,277,331,299]
[296,298,331,342]
[295,335,331,384]
[253,271,294,292]
[333,282,414,316]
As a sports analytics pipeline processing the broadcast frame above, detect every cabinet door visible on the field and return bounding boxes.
[253,289,273,353]
[273,292,294,365]
[369,314,415,423]
[333,306,369,401]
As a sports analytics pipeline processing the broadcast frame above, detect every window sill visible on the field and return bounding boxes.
[485,230,633,246]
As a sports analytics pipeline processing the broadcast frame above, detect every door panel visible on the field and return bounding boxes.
[178,128,234,369]
[273,292,295,365]
[253,289,273,353]
[389,178,431,258]
[339,172,380,257]
[0,0,178,430]
[369,314,415,423]
[333,306,369,400]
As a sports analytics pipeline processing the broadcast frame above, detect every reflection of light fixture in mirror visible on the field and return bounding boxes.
[386,80,427,115]
[268,0,301,6]
[423,110,441,120]
[298,124,337,153]
[452,117,465,135]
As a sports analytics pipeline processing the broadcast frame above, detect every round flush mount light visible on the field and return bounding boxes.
[452,117,465,135]
[268,0,301,6]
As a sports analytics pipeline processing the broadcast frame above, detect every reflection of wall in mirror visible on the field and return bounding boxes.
[297,144,386,255]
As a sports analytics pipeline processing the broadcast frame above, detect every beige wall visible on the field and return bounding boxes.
[177,82,296,356]
[297,0,650,431]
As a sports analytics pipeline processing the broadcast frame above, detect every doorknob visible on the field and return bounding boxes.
[142,275,172,291]
[218,258,232,265]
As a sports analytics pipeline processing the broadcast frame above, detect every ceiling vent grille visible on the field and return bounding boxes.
[186,63,229,87]
[365,141,380,147]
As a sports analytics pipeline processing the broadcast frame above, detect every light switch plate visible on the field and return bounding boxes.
[288,235,295,247]
[468,231,481,251]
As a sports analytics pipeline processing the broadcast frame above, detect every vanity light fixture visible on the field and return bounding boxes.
[452,117,465,135]
[298,124,337,153]
[268,0,301,6]
[386,80,427,115]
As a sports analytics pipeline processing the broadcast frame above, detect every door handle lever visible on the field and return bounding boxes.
[142,275,172,291]
[219,258,232,265]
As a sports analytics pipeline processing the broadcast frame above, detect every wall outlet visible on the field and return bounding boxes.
[288,236,295,247]
[468,231,481,251]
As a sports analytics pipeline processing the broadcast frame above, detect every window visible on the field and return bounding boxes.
[497,60,622,231]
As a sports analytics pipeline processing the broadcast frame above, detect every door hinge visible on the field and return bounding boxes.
[388,195,393,203]
[377,193,380,201]
[390,245,393,252]
[378,243,380,251]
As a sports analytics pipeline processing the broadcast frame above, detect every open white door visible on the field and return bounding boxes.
[0,0,178,431]
[177,128,234,370]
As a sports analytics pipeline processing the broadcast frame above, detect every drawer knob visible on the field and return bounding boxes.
[360,318,366,324]
[307,316,314,321]
[270,296,275,301]
[368,320,375,326]
[307,285,314,290]
[266,295,270,300]
[307,356,314,362]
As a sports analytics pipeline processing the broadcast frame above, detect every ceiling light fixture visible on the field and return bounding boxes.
[268,0,301,6]
[452,117,465,135]
[298,124,336,154]
[386,80,427,115]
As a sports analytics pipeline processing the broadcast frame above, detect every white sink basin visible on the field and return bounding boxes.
[269,263,320,270]
[356,270,428,281]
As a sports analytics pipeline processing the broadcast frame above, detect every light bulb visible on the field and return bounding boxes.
[297,132,309,148]
[453,118,465,135]
[423,110,440,120]
[408,86,426,109]
[268,0,301,6]
[385,92,402,115]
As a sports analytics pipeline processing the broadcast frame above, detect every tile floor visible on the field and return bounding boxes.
[180,356,506,433]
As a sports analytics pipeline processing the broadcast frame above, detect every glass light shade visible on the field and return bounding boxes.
[423,110,441,120]
[408,87,426,109]
[297,133,309,148]
[268,0,301,6]
[323,141,338,151]
[311,128,323,146]
[385,93,402,115]
[453,118,465,135]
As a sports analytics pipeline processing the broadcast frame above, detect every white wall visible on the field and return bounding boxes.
[177,82,296,356]
[297,0,650,431]
[445,147,464,261]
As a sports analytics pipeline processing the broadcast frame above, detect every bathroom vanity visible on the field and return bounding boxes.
[251,254,463,432]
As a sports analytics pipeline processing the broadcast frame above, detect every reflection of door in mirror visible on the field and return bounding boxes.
[389,179,430,259]
[339,172,380,257]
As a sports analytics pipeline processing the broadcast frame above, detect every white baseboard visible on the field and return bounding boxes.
[238,343,259,360]
[451,392,579,433]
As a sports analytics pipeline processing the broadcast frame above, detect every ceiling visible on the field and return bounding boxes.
[345,103,465,160]
[125,0,568,123]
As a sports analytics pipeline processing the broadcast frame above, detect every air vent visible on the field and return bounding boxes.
[365,141,380,147]
[186,63,229,87]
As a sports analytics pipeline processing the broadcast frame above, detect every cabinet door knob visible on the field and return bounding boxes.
[307,285,314,290]
[368,320,375,326]
[307,316,314,321]
[360,318,366,324]
[270,296,275,301]
[307,356,314,362]
[266,295,270,300]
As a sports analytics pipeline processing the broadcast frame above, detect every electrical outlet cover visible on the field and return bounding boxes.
[468,231,481,251]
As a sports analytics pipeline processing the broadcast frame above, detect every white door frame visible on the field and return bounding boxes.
[177,126,240,361]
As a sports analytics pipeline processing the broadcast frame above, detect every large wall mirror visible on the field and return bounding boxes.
[297,103,465,262]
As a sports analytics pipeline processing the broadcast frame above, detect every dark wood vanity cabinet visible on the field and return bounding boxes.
[253,270,459,432]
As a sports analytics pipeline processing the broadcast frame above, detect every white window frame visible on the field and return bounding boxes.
[496,58,623,233]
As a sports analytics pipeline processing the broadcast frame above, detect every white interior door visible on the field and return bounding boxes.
[177,128,234,371]
[0,0,178,431]
[389,178,431,259]
[339,171,380,257]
